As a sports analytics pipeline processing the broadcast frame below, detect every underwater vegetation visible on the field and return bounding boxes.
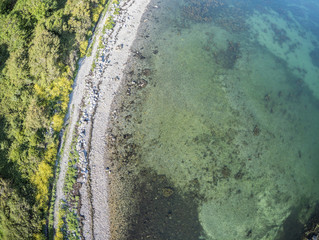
[213,40,241,69]
[182,0,224,22]
[310,48,319,68]
[183,0,248,32]
[105,0,319,239]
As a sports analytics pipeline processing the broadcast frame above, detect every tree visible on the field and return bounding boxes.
[13,0,57,21]
[65,0,91,42]
[24,97,48,132]
[0,178,36,239]
[29,24,60,84]
[0,0,17,14]
[3,48,30,87]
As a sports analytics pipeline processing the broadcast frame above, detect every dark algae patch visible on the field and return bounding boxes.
[310,48,319,68]
[303,205,319,240]
[127,169,203,240]
[106,0,319,239]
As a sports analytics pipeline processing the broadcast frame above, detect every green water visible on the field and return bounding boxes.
[109,0,319,239]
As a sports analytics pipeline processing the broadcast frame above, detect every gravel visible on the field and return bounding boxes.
[53,0,151,239]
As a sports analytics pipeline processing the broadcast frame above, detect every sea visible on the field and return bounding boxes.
[106,0,319,239]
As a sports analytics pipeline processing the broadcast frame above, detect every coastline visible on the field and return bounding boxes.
[53,0,151,238]
[84,0,151,238]
[53,0,319,239]
[103,0,207,238]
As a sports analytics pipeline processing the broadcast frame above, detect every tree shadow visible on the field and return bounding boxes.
[0,44,9,72]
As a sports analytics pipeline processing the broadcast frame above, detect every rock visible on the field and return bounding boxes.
[253,125,260,136]
[138,79,148,88]
[162,187,174,197]
[221,165,231,178]
[116,44,124,50]
[142,68,152,77]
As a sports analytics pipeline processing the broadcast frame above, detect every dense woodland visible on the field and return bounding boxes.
[0,0,106,238]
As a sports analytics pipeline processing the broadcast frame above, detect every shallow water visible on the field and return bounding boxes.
[108,0,319,239]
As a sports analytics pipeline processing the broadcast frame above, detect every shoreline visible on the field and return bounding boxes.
[53,0,319,239]
[82,0,151,238]
[53,0,151,238]
[102,0,207,238]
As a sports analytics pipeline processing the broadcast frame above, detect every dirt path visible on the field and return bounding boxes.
[53,0,151,238]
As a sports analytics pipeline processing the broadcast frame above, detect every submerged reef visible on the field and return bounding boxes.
[183,0,248,32]
[271,23,290,46]
[182,0,224,22]
[303,206,319,240]
[310,48,319,68]
[203,39,241,69]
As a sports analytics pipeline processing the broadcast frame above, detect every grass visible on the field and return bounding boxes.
[103,16,115,32]
[59,136,81,239]
[48,124,69,239]
[98,36,104,49]
[114,7,120,15]
[86,36,96,57]
[91,61,96,72]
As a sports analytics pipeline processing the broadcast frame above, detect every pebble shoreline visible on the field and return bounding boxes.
[53,0,151,238]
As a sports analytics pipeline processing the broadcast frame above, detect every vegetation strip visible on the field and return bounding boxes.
[0,0,107,238]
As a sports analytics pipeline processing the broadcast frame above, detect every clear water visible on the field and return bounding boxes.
[109,0,319,239]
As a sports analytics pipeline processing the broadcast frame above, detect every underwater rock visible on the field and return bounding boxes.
[310,48,319,68]
[182,0,224,23]
[133,50,146,59]
[303,206,319,239]
[253,125,260,136]
[138,79,148,88]
[212,40,241,69]
[142,68,152,77]
[221,165,231,178]
[270,23,290,46]
[264,93,270,101]
[162,187,174,197]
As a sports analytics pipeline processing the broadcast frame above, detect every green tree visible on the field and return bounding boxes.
[0,0,17,14]
[14,0,57,21]
[29,24,60,84]
[0,13,27,52]
[24,97,48,132]
[0,178,37,240]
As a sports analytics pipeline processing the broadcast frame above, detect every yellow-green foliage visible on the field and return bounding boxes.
[34,233,46,240]
[98,36,104,49]
[32,161,52,205]
[52,114,64,132]
[31,143,57,211]
[104,16,115,30]
[55,209,65,240]
[79,40,89,58]
[92,4,104,23]
[114,7,120,15]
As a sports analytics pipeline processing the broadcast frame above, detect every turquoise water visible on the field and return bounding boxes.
[108,0,319,239]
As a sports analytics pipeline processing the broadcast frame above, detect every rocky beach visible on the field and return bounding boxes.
[53,0,151,239]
